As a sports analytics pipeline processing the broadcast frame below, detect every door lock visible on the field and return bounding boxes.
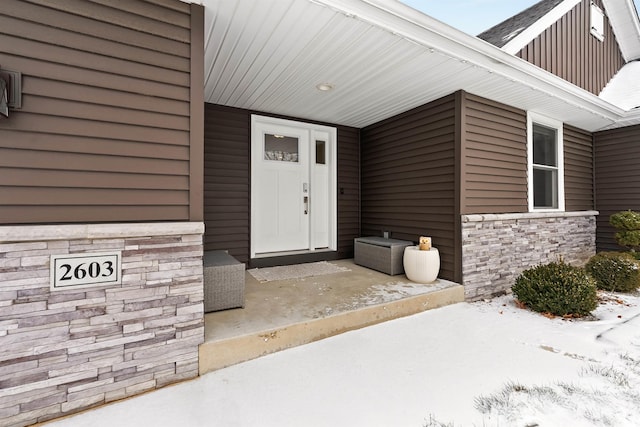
[304,196,309,214]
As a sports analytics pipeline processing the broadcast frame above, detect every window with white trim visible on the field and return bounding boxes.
[590,2,604,41]
[528,113,564,211]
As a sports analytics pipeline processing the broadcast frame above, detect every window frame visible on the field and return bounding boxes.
[590,2,605,41]
[527,112,565,212]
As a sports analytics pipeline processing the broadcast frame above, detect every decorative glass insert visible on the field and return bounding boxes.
[316,140,326,165]
[532,123,558,209]
[264,134,298,162]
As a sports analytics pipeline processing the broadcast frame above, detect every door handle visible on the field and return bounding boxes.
[304,196,308,214]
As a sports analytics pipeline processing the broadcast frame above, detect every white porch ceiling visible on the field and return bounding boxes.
[202,0,631,131]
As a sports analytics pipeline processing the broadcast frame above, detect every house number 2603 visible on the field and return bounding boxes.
[58,260,114,281]
[50,252,122,290]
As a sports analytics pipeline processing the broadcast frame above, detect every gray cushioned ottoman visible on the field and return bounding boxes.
[203,251,245,312]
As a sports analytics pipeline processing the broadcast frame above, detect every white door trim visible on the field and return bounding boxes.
[250,115,337,258]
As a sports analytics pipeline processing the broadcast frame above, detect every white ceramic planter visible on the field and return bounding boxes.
[403,246,440,283]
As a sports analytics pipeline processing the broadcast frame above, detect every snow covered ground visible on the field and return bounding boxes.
[46,292,640,427]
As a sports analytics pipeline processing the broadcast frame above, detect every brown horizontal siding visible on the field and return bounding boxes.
[2,167,189,190]
[337,127,361,259]
[4,0,191,55]
[25,0,191,41]
[3,34,189,86]
[0,206,189,223]
[563,125,594,211]
[88,0,191,28]
[0,145,189,172]
[1,187,188,205]
[461,93,528,214]
[0,0,196,224]
[24,79,190,114]
[203,104,360,264]
[594,125,640,251]
[361,94,457,282]
[2,113,188,145]
[204,104,250,262]
[8,56,189,102]
[517,0,624,95]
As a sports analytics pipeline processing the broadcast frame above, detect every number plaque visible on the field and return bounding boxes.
[50,252,122,290]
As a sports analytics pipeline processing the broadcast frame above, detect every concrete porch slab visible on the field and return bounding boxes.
[199,259,464,374]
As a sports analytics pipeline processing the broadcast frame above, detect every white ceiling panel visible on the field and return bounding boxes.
[202,0,638,131]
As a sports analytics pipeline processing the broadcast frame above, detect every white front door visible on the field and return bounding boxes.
[251,115,336,258]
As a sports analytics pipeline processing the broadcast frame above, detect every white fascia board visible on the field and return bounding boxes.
[620,108,640,125]
[501,0,582,55]
[599,107,640,130]
[602,0,640,61]
[311,0,624,124]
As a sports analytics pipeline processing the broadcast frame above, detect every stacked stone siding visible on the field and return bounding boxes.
[0,223,204,427]
[462,211,597,301]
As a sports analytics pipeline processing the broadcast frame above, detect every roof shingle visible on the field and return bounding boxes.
[477,0,565,46]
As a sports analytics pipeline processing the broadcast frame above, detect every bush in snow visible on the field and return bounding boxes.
[585,252,640,293]
[512,260,597,316]
[610,210,640,253]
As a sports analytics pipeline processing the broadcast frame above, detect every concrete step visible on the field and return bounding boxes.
[199,282,464,374]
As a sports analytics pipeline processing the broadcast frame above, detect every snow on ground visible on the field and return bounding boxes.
[46,292,640,427]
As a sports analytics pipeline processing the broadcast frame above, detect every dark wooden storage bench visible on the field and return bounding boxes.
[203,251,245,312]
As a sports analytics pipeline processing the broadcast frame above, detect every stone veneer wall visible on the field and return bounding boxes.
[0,222,204,427]
[461,211,598,301]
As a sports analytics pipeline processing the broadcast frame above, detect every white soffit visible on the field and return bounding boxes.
[202,0,627,131]
[501,0,582,55]
[602,0,640,61]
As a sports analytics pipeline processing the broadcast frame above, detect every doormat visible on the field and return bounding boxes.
[248,261,350,283]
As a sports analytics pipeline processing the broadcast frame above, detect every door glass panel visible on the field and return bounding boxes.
[265,134,299,162]
[316,140,326,165]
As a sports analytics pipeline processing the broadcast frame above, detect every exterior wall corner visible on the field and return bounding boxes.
[0,222,205,425]
[461,211,597,301]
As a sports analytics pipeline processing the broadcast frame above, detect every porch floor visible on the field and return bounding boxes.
[199,259,464,374]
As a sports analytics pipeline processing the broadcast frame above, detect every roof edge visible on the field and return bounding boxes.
[602,0,640,61]
[501,0,582,54]
[598,106,640,130]
[311,0,624,129]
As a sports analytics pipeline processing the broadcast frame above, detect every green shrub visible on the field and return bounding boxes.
[512,260,597,316]
[610,210,640,231]
[615,230,640,249]
[610,211,640,251]
[585,252,640,293]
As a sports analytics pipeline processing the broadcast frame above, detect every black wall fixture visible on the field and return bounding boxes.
[0,66,22,119]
